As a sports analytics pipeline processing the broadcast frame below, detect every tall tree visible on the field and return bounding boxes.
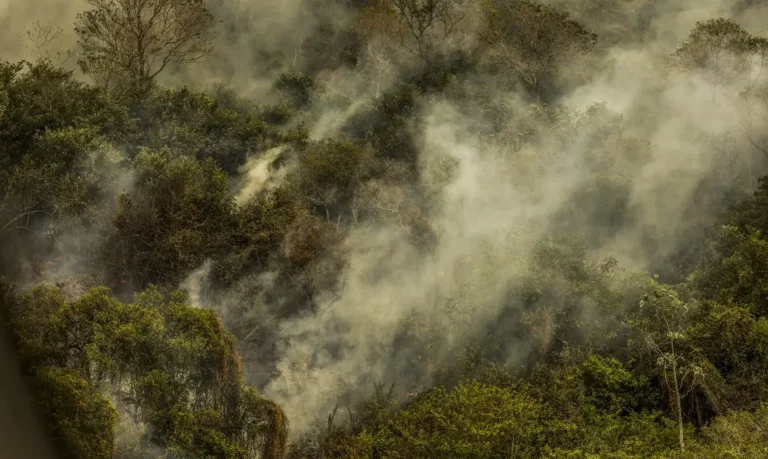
[390,0,474,69]
[670,18,763,92]
[631,284,710,454]
[74,0,216,92]
[480,0,596,102]
[352,0,400,96]
[671,19,768,157]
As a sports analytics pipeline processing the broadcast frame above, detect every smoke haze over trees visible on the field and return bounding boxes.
[4,0,768,457]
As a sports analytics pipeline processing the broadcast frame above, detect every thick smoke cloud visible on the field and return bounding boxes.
[251,0,768,434]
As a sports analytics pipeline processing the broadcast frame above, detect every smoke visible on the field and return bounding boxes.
[160,0,356,98]
[263,225,438,431]
[180,260,213,308]
[261,100,601,431]
[235,147,287,205]
[110,395,171,459]
[251,0,768,435]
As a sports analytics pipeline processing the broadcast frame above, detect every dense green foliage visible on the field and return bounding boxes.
[3,0,768,457]
[1,281,287,458]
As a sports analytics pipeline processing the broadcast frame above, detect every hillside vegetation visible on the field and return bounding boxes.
[3,0,768,457]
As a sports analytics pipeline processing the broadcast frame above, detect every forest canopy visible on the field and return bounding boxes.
[2,0,768,457]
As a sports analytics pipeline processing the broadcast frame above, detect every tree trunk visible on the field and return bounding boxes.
[671,340,685,453]
[695,394,703,427]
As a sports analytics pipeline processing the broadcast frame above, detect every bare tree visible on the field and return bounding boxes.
[480,0,596,102]
[74,0,216,91]
[390,0,473,69]
[634,287,710,455]
[352,0,400,97]
[24,21,75,66]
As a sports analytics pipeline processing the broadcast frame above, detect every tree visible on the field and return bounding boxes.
[279,211,347,315]
[273,72,319,109]
[670,18,765,93]
[315,372,683,458]
[390,0,474,69]
[0,59,126,281]
[696,179,768,315]
[103,149,238,290]
[31,367,118,459]
[291,139,376,225]
[352,0,400,97]
[116,86,297,174]
[74,0,216,92]
[366,380,543,457]
[546,0,632,48]
[738,46,768,159]
[630,284,711,454]
[300,20,361,75]
[0,60,121,165]
[670,19,768,158]
[24,21,76,66]
[480,0,597,102]
[690,403,768,457]
[4,281,287,459]
[1,128,121,281]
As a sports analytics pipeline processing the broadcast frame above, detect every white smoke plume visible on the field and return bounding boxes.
[255,0,768,434]
[235,147,286,205]
[180,260,213,308]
